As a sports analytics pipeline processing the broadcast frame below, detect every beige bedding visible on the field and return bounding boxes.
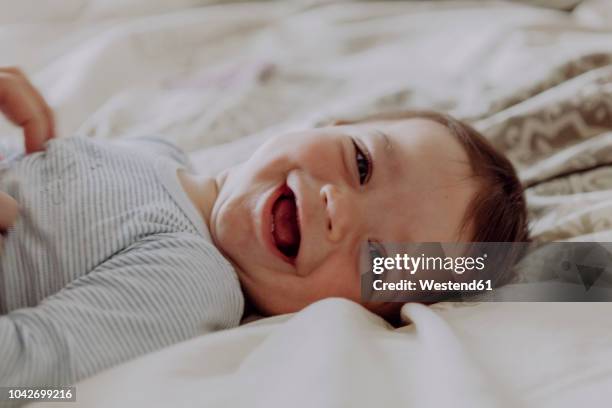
[32,299,612,408]
[477,54,612,244]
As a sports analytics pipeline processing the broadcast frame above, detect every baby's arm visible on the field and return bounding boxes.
[0,233,242,388]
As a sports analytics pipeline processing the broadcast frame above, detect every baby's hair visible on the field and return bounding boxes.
[326,109,530,287]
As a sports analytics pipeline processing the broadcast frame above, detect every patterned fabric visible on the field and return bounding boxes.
[473,55,612,245]
[464,54,612,284]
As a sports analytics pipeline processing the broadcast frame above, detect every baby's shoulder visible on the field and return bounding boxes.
[112,232,230,270]
[98,231,241,300]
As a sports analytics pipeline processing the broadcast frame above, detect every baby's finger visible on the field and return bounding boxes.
[17,72,55,141]
[6,67,56,141]
[0,191,19,231]
[0,66,25,77]
[0,72,52,153]
[24,119,49,154]
[44,102,56,140]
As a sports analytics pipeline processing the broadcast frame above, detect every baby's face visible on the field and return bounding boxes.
[210,118,478,315]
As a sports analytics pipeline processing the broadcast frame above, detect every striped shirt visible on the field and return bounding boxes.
[0,137,244,391]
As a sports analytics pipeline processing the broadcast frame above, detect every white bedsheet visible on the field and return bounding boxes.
[31,299,612,408]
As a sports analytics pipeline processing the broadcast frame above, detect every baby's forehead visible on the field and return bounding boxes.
[355,119,471,170]
[338,118,464,161]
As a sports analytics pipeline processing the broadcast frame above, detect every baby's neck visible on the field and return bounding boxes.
[176,169,218,230]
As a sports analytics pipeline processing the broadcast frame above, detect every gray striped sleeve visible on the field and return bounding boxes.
[0,232,243,388]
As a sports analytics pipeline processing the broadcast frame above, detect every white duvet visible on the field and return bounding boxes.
[1,0,611,406]
[33,299,612,408]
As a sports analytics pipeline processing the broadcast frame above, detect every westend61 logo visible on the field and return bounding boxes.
[361,243,499,303]
[369,253,492,295]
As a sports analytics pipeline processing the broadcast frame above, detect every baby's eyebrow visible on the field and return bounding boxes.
[376,130,393,152]
[373,129,399,175]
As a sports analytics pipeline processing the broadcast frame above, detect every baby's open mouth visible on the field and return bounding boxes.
[271,184,301,261]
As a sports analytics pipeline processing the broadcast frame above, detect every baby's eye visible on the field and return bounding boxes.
[352,138,371,185]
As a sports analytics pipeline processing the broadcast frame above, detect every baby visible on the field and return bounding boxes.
[0,69,528,388]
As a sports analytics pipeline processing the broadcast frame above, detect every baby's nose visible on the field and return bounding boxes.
[320,184,356,243]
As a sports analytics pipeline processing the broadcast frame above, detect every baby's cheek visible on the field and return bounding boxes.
[309,255,361,301]
[215,204,248,252]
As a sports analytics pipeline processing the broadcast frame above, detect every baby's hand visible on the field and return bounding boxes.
[0,190,18,237]
[0,66,55,154]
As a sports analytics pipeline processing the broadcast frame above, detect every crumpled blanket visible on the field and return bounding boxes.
[31,298,612,408]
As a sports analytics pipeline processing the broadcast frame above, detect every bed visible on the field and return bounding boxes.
[0,0,610,406]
